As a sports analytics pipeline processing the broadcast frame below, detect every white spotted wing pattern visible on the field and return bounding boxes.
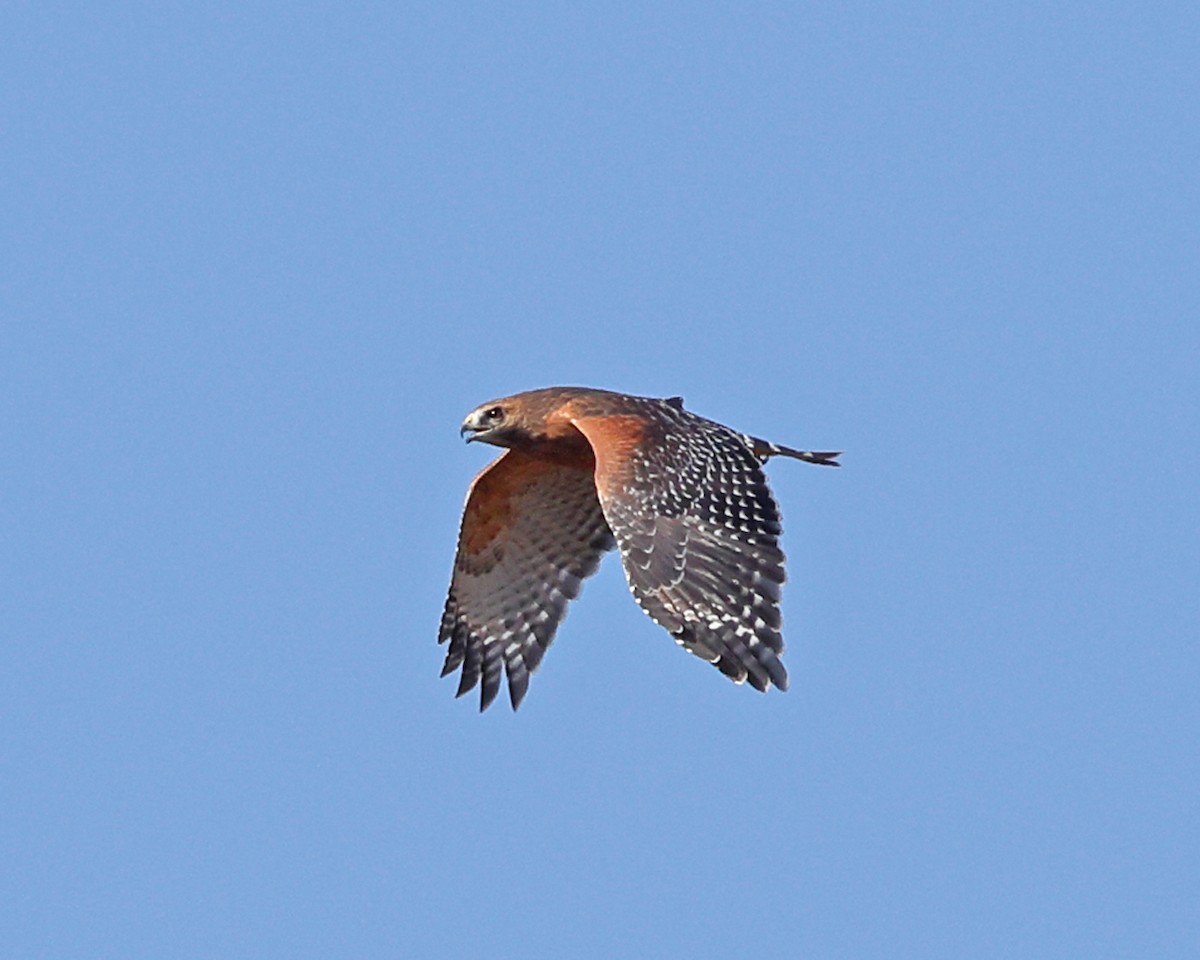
[438,449,615,710]
[573,400,791,692]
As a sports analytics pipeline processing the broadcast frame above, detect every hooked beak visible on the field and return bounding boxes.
[460,406,510,447]
[460,412,488,443]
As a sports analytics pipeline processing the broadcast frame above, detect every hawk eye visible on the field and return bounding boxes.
[484,406,504,422]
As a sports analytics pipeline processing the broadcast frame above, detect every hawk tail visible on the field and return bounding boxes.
[751,437,841,467]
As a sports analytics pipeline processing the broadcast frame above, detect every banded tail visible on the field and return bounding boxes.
[750,437,841,467]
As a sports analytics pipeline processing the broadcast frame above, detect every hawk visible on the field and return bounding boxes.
[438,387,839,710]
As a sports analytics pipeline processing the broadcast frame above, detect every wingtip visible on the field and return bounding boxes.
[506,670,530,711]
[479,684,500,712]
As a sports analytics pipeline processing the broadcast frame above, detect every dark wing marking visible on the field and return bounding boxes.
[572,405,789,692]
[439,449,615,710]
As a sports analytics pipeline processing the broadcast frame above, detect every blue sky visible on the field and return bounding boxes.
[3,2,1197,957]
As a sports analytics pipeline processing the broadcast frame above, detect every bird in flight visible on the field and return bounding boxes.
[439,387,839,711]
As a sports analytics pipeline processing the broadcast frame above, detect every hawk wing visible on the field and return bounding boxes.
[572,409,789,692]
[439,449,615,710]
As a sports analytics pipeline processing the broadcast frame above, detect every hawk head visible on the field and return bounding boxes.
[461,400,521,447]
[460,387,598,451]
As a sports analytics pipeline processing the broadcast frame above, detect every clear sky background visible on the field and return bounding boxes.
[3,2,1197,958]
